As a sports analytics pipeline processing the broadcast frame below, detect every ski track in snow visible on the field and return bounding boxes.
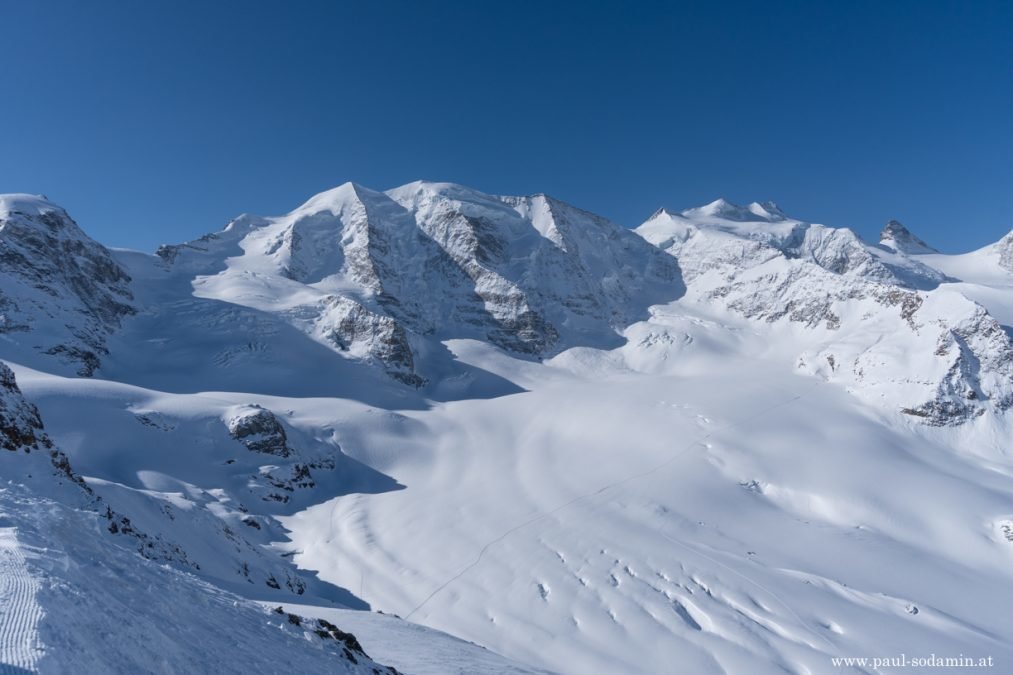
[0,526,43,674]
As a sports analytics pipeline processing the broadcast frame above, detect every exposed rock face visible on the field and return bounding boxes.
[880,219,938,254]
[0,195,134,375]
[796,291,1013,425]
[998,231,1013,272]
[387,184,683,353]
[224,404,337,503]
[0,362,53,453]
[227,405,293,457]
[312,296,424,387]
[637,201,1013,424]
[0,361,97,499]
[937,305,1013,416]
[0,361,198,564]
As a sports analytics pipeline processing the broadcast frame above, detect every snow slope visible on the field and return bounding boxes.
[277,328,1013,674]
[0,484,401,675]
[917,234,1013,327]
[2,187,1012,674]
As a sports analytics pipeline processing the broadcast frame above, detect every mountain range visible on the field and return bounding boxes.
[2,183,1012,674]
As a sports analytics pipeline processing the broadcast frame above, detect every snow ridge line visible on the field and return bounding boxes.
[0,527,44,674]
[403,378,824,623]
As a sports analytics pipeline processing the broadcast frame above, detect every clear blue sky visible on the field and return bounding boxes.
[3,1,1012,253]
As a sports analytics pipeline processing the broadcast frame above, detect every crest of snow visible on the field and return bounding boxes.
[0,193,64,220]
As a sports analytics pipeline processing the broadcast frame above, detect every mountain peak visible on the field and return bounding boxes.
[681,198,786,223]
[0,193,100,247]
[0,193,65,219]
[289,181,385,217]
[696,198,739,217]
[879,219,937,254]
[646,207,678,221]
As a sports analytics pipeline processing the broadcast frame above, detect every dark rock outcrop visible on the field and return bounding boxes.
[0,195,134,375]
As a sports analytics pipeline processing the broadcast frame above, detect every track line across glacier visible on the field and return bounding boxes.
[0,526,44,674]
[404,378,826,629]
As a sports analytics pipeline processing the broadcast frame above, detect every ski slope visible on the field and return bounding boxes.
[0,476,542,675]
[0,526,43,674]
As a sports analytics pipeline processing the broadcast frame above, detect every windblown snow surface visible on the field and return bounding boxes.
[2,186,1013,674]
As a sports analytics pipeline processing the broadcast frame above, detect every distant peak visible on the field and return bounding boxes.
[682,198,786,223]
[646,207,678,221]
[701,198,736,213]
[748,201,786,221]
[881,219,909,237]
[880,219,937,254]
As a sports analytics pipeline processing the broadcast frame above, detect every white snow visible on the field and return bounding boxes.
[0,525,44,673]
[1,187,1012,674]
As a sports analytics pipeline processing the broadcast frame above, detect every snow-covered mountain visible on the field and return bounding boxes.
[146,181,681,387]
[2,184,1013,674]
[636,200,1013,424]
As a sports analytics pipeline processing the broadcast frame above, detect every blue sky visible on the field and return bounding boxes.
[2,1,1012,252]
